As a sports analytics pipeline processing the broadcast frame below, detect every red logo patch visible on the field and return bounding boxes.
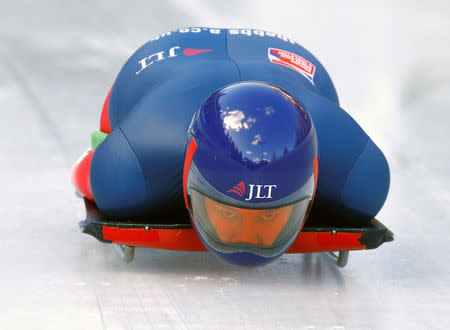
[268,48,315,84]
[227,181,246,198]
[183,48,213,56]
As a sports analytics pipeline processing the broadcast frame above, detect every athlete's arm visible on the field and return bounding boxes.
[71,87,113,202]
[300,91,390,222]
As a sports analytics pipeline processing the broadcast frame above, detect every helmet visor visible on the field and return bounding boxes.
[190,189,311,258]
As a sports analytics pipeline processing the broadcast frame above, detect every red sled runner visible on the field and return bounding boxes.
[79,197,394,267]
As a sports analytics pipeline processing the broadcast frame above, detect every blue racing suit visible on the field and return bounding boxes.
[88,27,390,224]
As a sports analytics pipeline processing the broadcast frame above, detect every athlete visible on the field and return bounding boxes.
[72,27,390,267]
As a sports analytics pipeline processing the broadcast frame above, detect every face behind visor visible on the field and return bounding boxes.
[186,160,316,266]
[189,188,313,260]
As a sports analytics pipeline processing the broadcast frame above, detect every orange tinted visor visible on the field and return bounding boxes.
[190,189,311,256]
[204,197,294,246]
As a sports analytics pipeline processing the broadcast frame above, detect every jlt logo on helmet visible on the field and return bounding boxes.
[228,182,277,201]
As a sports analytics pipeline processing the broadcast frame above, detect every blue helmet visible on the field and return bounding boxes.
[183,82,318,267]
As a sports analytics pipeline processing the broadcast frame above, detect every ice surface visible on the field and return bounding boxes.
[1,1,449,329]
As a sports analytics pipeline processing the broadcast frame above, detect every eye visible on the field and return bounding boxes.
[218,208,239,220]
[258,212,278,223]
